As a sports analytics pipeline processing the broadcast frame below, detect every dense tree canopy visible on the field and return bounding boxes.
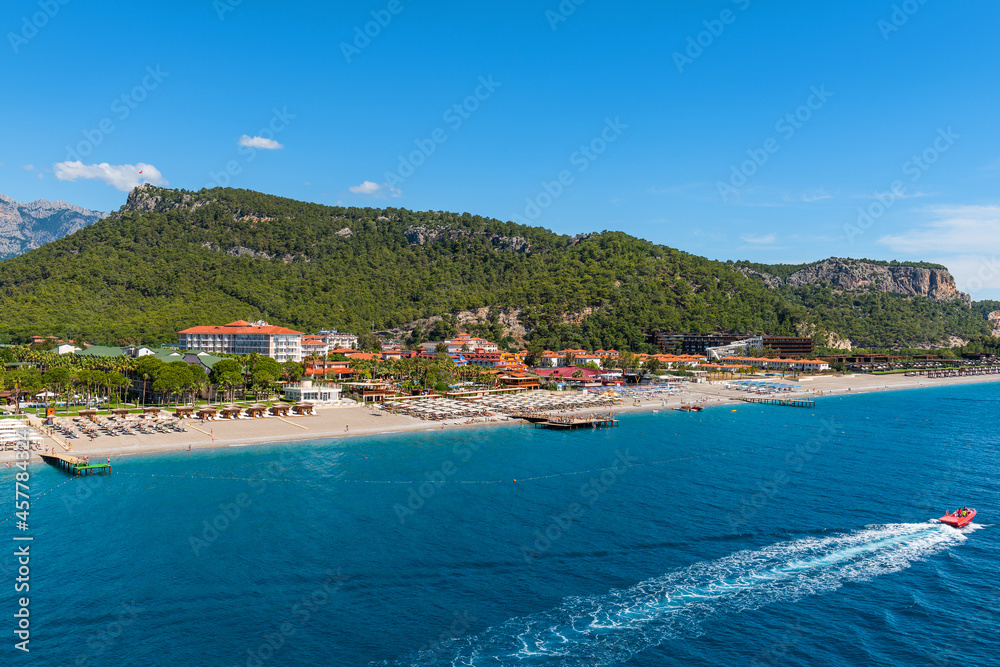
[0,186,992,350]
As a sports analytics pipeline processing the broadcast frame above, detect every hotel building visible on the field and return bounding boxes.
[178,320,303,362]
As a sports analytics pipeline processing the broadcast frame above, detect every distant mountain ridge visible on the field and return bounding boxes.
[0,193,107,259]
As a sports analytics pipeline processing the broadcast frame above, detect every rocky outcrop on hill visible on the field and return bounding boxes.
[119,183,206,214]
[736,266,782,289]
[989,310,1000,337]
[403,225,531,253]
[0,193,106,259]
[739,258,970,304]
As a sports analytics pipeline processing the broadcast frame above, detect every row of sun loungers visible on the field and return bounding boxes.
[382,397,497,421]
[474,391,621,415]
[51,416,188,439]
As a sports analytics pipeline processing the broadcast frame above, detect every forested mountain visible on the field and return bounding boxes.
[0,185,993,351]
[0,193,106,259]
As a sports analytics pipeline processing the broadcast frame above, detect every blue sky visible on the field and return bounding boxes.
[3,0,999,298]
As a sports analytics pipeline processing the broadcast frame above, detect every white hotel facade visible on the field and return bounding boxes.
[178,320,303,362]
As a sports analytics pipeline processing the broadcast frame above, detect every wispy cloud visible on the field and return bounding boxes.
[54,161,168,191]
[648,183,704,196]
[795,187,837,203]
[739,233,777,245]
[856,189,933,200]
[692,228,728,242]
[877,205,1000,293]
[878,205,1000,254]
[349,180,401,198]
[238,135,284,150]
[22,164,34,170]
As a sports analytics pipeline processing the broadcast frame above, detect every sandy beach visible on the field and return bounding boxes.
[4,371,1000,465]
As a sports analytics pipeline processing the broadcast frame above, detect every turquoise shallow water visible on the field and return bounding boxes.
[2,383,998,666]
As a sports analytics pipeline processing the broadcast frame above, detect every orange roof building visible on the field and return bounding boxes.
[178,320,303,362]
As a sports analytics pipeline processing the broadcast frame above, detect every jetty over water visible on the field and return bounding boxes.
[740,397,816,409]
[531,414,619,429]
[40,453,112,476]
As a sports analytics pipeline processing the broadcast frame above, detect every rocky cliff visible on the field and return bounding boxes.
[0,194,106,259]
[989,310,1000,337]
[404,225,531,253]
[738,258,971,304]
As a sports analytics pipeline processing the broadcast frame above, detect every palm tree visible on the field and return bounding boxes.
[108,371,130,407]
[189,373,208,406]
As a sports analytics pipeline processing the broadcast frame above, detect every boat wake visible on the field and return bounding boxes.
[382,522,970,666]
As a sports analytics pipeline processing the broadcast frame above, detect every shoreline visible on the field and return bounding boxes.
[5,371,1000,466]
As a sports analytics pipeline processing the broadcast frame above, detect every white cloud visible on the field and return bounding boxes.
[856,189,932,200]
[349,180,382,195]
[53,161,168,191]
[929,254,1000,294]
[349,181,402,198]
[878,205,1000,295]
[798,188,836,203]
[22,164,34,170]
[739,233,777,245]
[238,135,283,150]
[877,205,1000,255]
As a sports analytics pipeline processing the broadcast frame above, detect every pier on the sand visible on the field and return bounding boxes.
[740,397,816,408]
[531,414,619,429]
[40,453,112,476]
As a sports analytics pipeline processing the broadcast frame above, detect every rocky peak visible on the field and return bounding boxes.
[120,183,206,215]
[739,258,971,304]
[0,193,106,259]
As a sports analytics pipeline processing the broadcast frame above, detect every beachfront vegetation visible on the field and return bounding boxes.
[0,345,499,411]
[0,186,993,351]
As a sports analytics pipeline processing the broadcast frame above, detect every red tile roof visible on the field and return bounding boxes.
[534,366,601,379]
[179,321,302,335]
[346,352,379,360]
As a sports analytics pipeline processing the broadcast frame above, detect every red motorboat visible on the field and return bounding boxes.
[939,507,976,528]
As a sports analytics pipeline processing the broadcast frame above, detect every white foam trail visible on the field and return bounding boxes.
[382,522,969,666]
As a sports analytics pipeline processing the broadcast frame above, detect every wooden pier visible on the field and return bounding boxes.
[532,414,619,429]
[40,453,112,476]
[740,397,815,409]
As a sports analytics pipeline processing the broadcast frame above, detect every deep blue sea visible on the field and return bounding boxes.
[3,382,998,666]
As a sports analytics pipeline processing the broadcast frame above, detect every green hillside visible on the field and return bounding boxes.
[0,186,991,351]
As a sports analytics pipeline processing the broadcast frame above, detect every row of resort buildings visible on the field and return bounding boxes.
[41,322,833,384]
